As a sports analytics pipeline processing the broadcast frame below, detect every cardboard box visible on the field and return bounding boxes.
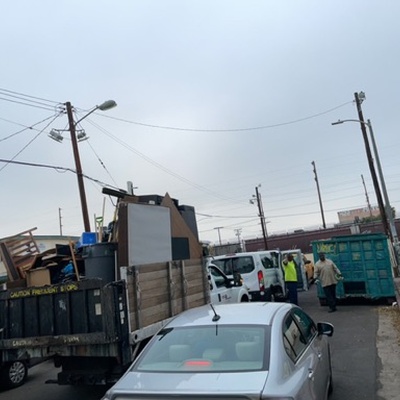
[26,268,51,287]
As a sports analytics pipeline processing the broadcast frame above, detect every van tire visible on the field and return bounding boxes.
[240,295,250,302]
[265,288,273,302]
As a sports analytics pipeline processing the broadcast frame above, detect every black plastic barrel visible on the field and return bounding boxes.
[82,242,117,283]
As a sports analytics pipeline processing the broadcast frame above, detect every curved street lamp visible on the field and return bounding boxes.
[65,100,117,232]
[331,117,399,251]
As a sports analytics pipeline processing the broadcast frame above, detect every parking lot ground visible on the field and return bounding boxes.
[299,284,400,400]
[377,275,400,400]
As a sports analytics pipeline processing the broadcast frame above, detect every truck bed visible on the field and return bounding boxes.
[0,259,208,385]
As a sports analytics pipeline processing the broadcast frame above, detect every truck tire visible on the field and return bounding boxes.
[0,360,27,389]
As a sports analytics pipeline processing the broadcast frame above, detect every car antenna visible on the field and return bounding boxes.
[209,303,220,322]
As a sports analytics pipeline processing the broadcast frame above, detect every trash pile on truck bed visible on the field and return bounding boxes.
[0,227,87,288]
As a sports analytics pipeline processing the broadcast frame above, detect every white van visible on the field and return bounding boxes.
[212,251,286,302]
[207,264,251,303]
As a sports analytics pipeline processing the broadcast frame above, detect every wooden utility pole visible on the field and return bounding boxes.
[66,101,91,232]
[255,185,268,250]
[59,207,63,236]
[311,161,326,229]
[214,227,223,246]
[354,92,390,238]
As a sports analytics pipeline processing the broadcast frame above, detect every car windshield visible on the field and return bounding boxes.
[133,324,270,372]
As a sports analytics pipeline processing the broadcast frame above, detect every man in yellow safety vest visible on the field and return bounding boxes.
[282,254,298,305]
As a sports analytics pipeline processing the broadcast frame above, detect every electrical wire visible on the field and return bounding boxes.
[1,88,352,133]
[0,92,60,109]
[97,101,353,132]
[83,117,248,204]
[0,96,60,112]
[0,92,365,221]
[0,88,61,105]
[84,139,119,187]
[0,114,63,142]
[0,113,61,173]
[0,158,123,190]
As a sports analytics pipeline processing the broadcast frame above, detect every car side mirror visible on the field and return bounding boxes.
[317,322,334,337]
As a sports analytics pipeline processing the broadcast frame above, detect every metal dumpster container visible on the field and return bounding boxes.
[312,233,396,305]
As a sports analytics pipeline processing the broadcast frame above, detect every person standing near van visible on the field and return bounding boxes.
[314,252,342,313]
[282,254,298,305]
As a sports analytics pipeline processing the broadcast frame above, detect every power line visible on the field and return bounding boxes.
[0,114,62,142]
[0,113,61,173]
[84,139,119,187]
[0,91,60,109]
[0,158,122,190]
[0,96,60,112]
[0,88,61,111]
[0,88,60,105]
[83,117,247,204]
[98,101,353,132]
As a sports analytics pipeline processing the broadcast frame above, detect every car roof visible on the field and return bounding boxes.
[166,302,294,327]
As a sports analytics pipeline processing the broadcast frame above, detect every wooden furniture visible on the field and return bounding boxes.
[0,228,40,280]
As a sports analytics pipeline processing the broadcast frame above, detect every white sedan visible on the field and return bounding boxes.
[102,302,334,400]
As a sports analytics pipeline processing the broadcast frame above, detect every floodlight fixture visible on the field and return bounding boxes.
[77,131,89,142]
[48,129,64,143]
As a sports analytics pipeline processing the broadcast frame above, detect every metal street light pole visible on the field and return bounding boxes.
[366,119,399,249]
[65,100,117,232]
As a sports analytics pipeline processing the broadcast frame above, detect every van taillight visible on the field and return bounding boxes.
[258,270,265,292]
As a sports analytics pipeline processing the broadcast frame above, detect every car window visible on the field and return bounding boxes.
[209,267,227,288]
[261,256,274,269]
[282,314,308,361]
[133,325,270,372]
[214,256,255,275]
[292,308,316,343]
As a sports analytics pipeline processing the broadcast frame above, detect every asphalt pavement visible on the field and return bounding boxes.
[299,283,400,400]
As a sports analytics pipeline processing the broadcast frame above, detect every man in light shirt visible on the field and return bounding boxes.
[314,252,342,313]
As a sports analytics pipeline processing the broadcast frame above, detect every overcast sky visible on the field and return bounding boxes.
[1,1,400,245]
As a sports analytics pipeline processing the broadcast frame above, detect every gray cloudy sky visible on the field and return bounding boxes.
[1,1,400,245]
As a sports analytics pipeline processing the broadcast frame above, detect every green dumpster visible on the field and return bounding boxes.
[312,234,396,305]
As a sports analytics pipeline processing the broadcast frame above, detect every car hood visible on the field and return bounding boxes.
[109,370,268,395]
